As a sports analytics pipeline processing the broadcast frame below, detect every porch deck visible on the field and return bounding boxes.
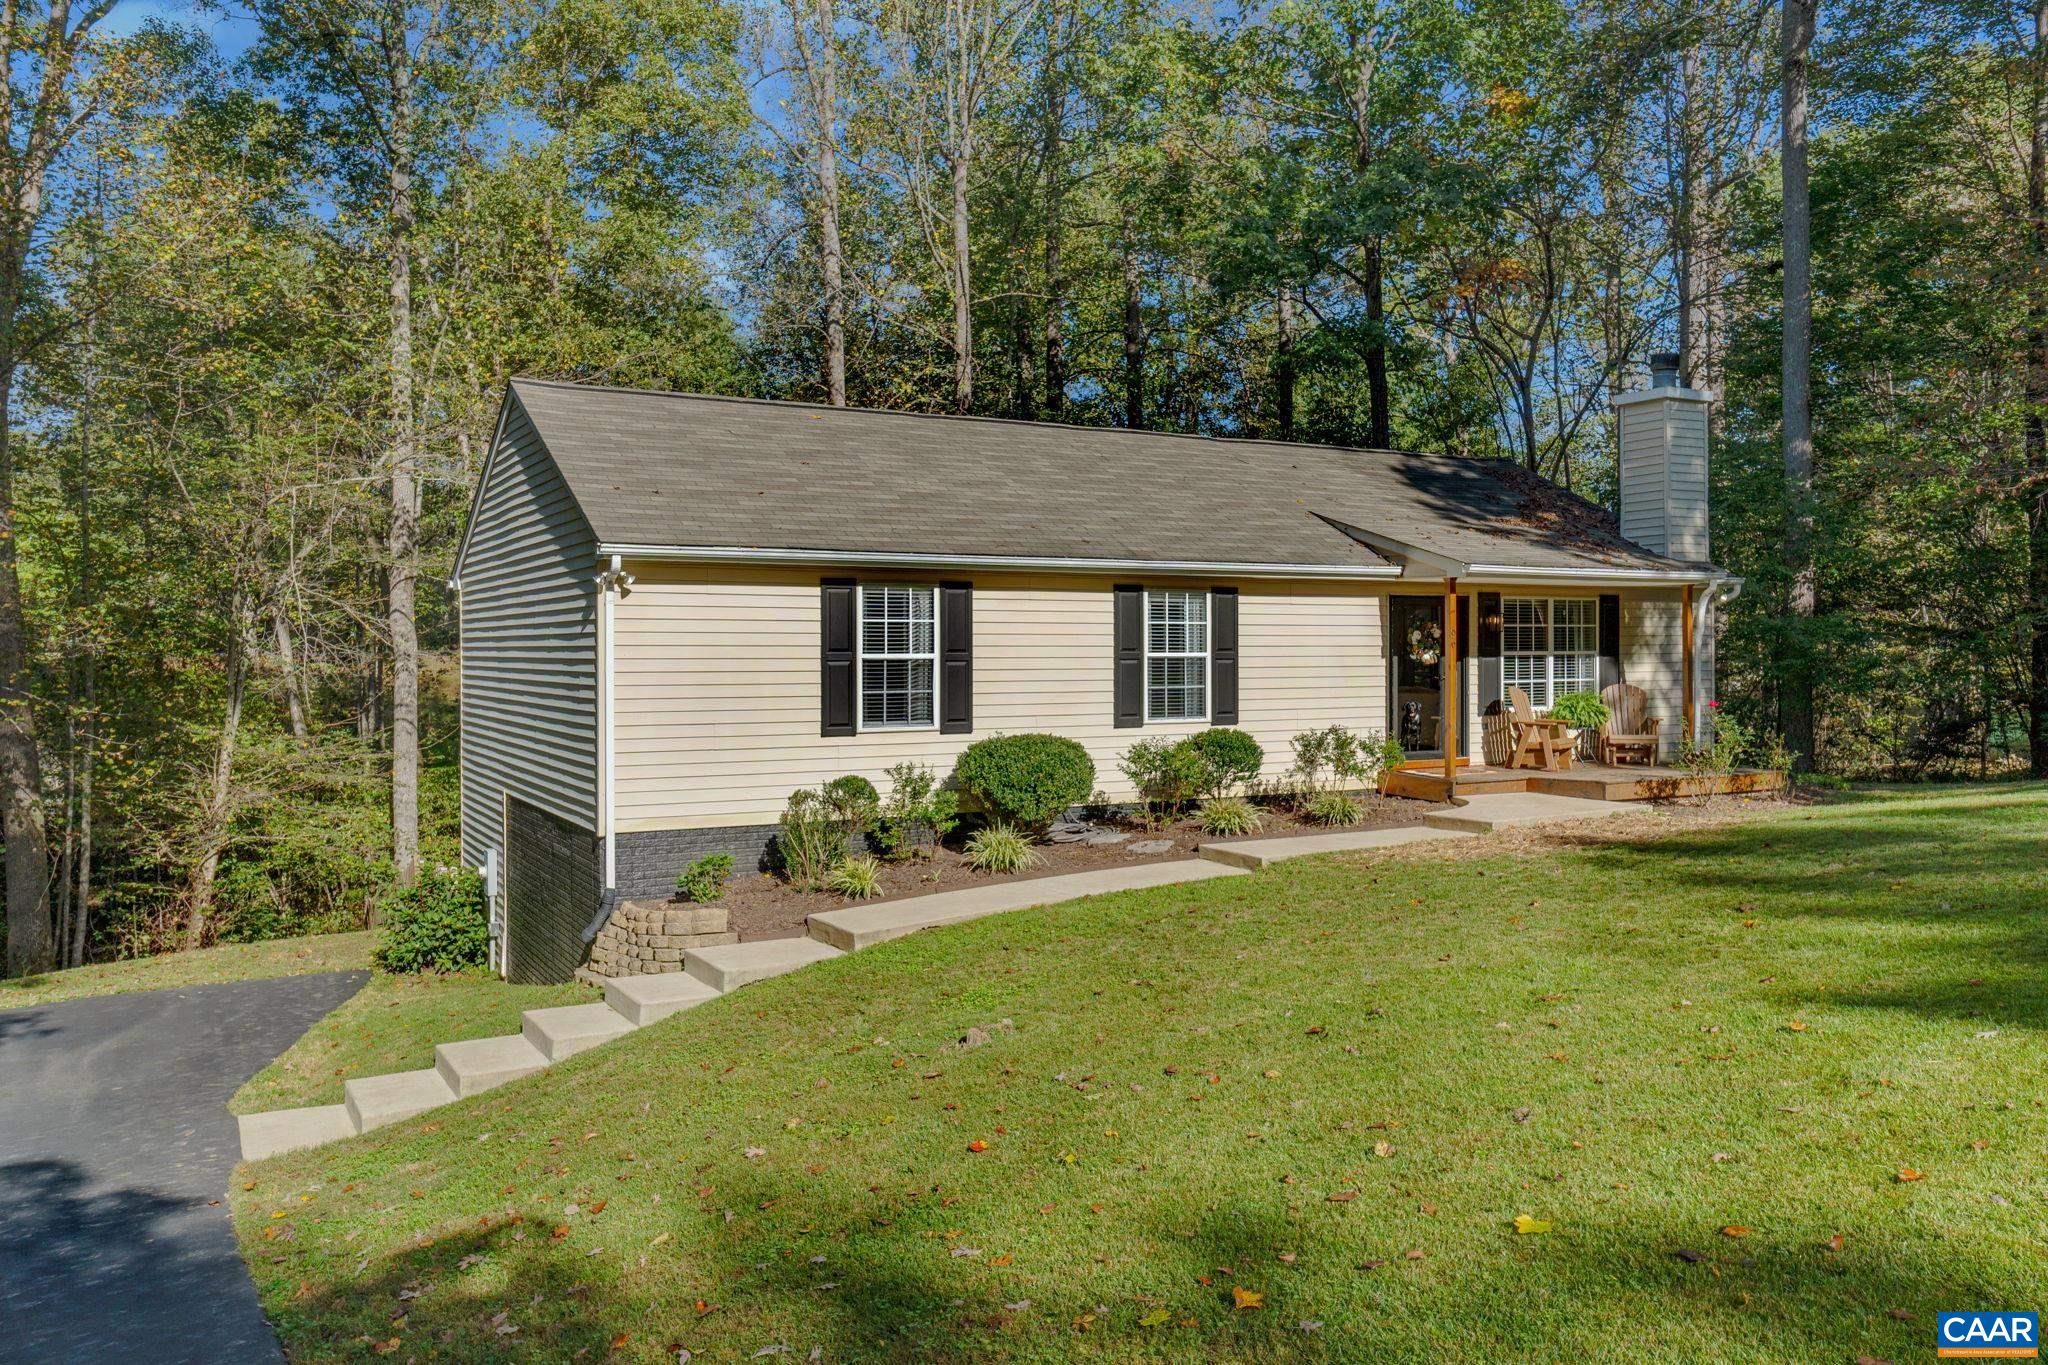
[1385,760,1785,804]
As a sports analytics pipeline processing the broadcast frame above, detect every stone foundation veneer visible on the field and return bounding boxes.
[606,824,781,900]
[583,898,739,979]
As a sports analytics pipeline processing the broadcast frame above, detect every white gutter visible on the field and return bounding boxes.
[597,553,633,890]
[594,542,1403,580]
[1462,563,1724,587]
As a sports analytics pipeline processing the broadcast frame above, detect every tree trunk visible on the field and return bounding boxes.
[69,642,91,967]
[1122,223,1143,429]
[1362,238,1390,448]
[815,0,847,406]
[0,347,50,978]
[387,54,421,886]
[1779,0,1817,771]
[1040,1,1067,420]
[185,599,251,947]
[1276,283,1297,440]
[950,142,973,414]
[273,601,309,740]
[2028,0,2048,778]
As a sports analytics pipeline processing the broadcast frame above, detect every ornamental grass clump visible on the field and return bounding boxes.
[827,855,885,900]
[1199,796,1263,837]
[964,823,1039,874]
[1305,789,1361,827]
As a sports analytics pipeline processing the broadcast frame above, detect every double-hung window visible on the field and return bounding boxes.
[859,584,936,729]
[1502,596,1597,709]
[1145,589,1209,722]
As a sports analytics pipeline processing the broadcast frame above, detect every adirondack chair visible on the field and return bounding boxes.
[1598,682,1661,767]
[1506,685,1575,771]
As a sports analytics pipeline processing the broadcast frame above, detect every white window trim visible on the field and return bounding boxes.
[1143,587,1211,724]
[856,582,940,733]
[1503,595,1598,712]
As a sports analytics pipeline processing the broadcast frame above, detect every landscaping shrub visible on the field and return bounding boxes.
[1548,691,1611,731]
[774,788,849,890]
[675,853,733,903]
[822,775,880,836]
[827,855,885,900]
[953,734,1094,832]
[872,762,960,861]
[1304,789,1360,826]
[1119,737,1211,826]
[1188,727,1264,795]
[964,823,1039,874]
[1199,796,1263,837]
[1289,725,1402,802]
[373,867,488,974]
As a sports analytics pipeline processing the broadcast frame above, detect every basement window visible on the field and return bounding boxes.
[859,584,937,729]
[1145,589,1209,722]
[1503,596,1597,709]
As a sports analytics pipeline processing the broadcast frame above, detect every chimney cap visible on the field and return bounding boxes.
[1649,352,1681,388]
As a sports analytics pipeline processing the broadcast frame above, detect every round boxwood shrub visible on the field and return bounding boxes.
[952,733,1095,833]
[374,866,489,974]
[1187,727,1264,795]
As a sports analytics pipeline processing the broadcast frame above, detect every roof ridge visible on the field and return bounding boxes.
[507,375,1484,465]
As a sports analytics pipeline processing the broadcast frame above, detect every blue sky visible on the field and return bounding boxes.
[102,0,256,56]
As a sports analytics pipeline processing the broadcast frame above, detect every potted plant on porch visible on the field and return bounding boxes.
[1548,690,1612,760]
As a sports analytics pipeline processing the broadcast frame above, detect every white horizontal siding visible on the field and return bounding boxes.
[459,399,600,873]
[611,566,1388,831]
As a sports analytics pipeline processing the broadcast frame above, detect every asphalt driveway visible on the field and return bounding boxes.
[0,970,367,1364]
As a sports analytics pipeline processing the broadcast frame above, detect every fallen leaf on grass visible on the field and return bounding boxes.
[1404,1249,1425,1261]
[1137,1309,1170,1327]
[1673,1248,1705,1263]
[1512,1215,1552,1235]
[1896,1169,1925,1183]
[1231,1287,1264,1311]
[1326,1190,1358,1203]
[1823,1234,1844,1252]
[1785,1021,1808,1033]
[1720,1225,1750,1239]
[1887,1308,1914,1322]
[967,1140,988,1153]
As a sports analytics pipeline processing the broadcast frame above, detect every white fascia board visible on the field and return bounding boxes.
[1611,385,1713,409]
[1462,563,1725,587]
[593,543,1403,580]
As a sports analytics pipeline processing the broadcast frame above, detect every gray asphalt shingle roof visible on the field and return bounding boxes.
[507,378,1713,577]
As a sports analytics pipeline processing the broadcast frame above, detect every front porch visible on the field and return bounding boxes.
[1385,760,1786,803]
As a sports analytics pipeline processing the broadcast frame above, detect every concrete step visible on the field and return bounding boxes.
[1199,826,1467,871]
[684,937,843,992]
[522,1001,638,1061]
[238,1104,355,1160]
[606,971,722,1025]
[1423,792,1629,834]
[807,859,1247,952]
[435,1033,551,1097]
[344,1068,456,1132]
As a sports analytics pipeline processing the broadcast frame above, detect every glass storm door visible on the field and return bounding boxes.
[1390,597,1447,758]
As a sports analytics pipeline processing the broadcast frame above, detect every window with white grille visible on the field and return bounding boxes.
[859,585,936,729]
[1503,597,1598,709]
[1145,589,1208,722]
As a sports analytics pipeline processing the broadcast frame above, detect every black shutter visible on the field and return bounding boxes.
[1209,587,1239,725]
[939,581,973,734]
[1113,584,1144,728]
[820,578,856,736]
[1477,591,1503,719]
[1597,593,1623,690]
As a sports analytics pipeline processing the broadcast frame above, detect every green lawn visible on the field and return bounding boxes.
[0,929,373,1009]
[233,786,2048,1362]
[232,970,593,1114]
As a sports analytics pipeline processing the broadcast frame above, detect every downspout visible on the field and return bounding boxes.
[601,553,621,892]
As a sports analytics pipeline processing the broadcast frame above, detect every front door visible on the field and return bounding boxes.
[1390,596,1464,759]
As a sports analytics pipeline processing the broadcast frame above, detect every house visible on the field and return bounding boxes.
[452,356,1733,982]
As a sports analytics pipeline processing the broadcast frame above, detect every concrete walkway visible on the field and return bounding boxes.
[236,789,1634,1162]
[0,971,368,1365]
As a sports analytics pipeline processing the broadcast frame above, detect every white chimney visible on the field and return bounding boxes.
[1614,351,1711,561]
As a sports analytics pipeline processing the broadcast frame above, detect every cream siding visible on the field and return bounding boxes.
[611,565,1388,831]
[457,400,601,871]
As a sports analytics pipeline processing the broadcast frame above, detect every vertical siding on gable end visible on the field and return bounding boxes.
[609,565,1388,831]
[459,400,601,878]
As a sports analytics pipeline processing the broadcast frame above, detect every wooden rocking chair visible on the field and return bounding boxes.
[1506,685,1575,771]
[1598,682,1661,767]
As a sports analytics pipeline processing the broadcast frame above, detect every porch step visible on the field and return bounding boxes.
[521,1002,638,1062]
[1199,826,1466,871]
[435,1033,551,1097]
[1424,793,1630,834]
[684,937,843,993]
[344,1068,457,1132]
[237,1104,356,1160]
[605,971,722,1025]
[806,860,1246,952]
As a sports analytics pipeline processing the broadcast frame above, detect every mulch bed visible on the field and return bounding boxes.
[711,794,1449,941]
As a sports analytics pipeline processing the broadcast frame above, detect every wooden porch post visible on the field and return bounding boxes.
[1443,578,1460,796]
[1681,583,1697,748]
